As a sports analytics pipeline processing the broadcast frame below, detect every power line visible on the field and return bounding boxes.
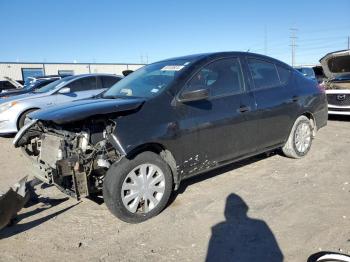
[290,28,298,67]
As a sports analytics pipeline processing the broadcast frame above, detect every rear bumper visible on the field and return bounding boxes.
[328,105,350,115]
[314,102,328,130]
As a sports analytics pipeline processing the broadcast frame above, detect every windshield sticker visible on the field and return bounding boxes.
[161,65,184,71]
[151,88,159,93]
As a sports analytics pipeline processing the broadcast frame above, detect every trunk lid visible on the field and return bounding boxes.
[320,49,350,80]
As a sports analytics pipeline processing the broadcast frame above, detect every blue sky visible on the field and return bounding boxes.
[0,0,349,65]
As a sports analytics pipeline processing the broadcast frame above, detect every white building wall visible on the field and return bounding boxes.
[43,64,90,75]
[89,64,127,75]
[0,63,44,81]
[0,63,145,81]
[89,64,144,75]
[127,64,144,71]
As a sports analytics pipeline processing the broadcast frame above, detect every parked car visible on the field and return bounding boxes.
[14,52,328,223]
[320,49,350,115]
[294,66,317,82]
[0,75,71,99]
[0,74,121,134]
[312,65,326,84]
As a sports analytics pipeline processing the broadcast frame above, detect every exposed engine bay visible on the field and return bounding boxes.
[323,79,350,90]
[320,50,350,90]
[14,119,124,200]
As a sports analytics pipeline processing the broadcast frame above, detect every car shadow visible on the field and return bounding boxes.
[206,193,283,262]
[169,151,277,204]
[0,133,15,138]
[0,197,79,239]
[87,151,277,207]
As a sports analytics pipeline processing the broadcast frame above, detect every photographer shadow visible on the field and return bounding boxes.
[206,193,283,262]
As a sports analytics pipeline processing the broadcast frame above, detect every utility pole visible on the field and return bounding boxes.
[264,25,268,55]
[140,54,144,64]
[348,36,350,50]
[289,28,298,67]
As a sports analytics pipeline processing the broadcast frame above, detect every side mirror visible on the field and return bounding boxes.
[180,88,209,102]
[122,70,134,77]
[58,87,71,94]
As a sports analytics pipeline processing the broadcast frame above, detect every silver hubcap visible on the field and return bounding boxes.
[121,163,165,214]
[294,122,311,153]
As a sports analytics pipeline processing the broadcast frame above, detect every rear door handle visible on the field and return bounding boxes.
[238,105,251,113]
[292,96,299,102]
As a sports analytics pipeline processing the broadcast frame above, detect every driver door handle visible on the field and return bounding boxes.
[238,105,251,113]
[292,95,300,102]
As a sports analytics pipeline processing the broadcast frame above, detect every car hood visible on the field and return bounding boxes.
[320,49,350,80]
[29,97,145,124]
[0,89,29,98]
[0,92,48,104]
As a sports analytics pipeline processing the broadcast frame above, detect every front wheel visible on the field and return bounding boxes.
[103,151,173,223]
[282,115,313,159]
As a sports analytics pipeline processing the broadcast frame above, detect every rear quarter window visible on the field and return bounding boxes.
[276,65,292,85]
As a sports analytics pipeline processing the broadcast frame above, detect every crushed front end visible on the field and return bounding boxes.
[14,119,124,200]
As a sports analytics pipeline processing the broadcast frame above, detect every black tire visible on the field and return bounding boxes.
[103,151,173,223]
[18,109,38,130]
[282,115,313,159]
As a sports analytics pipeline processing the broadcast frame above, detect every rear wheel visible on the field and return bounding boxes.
[103,151,173,223]
[282,115,313,159]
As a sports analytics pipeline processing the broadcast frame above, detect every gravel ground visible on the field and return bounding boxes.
[0,117,349,262]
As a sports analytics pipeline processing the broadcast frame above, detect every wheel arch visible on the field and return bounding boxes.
[301,111,316,137]
[17,107,40,130]
[125,143,180,190]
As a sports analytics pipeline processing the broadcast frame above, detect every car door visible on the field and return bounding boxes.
[175,57,258,177]
[244,57,298,151]
[54,76,100,104]
[99,75,121,89]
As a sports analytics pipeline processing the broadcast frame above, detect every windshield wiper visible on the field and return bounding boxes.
[102,95,135,99]
[102,95,120,99]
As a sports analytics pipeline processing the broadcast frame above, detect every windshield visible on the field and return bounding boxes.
[103,59,191,99]
[33,77,69,93]
[296,68,315,78]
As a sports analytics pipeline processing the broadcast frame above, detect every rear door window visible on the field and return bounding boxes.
[184,58,244,97]
[100,76,120,89]
[248,59,280,90]
[68,76,97,92]
[276,65,292,85]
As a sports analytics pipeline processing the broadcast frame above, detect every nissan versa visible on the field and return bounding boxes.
[13,52,328,223]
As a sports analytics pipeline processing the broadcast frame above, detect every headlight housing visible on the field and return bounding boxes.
[0,101,18,113]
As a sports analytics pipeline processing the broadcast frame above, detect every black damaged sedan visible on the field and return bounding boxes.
[14,52,328,223]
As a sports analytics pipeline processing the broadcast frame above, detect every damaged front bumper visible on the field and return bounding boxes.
[14,119,124,200]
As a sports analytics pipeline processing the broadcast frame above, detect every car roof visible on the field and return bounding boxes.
[58,73,123,82]
[157,51,291,68]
